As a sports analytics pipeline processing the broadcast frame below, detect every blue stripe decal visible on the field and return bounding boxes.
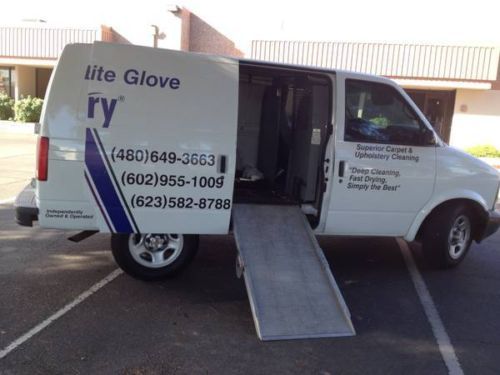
[92,129,140,233]
[84,171,113,232]
[84,128,133,233]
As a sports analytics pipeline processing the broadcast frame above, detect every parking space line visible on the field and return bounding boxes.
[0,197,16,205]
[0,268,123,360]
[397,238,464,375]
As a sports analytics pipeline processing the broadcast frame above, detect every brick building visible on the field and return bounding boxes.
[0,9,241,103]
[1,10,499,150]
[0,25,128,100]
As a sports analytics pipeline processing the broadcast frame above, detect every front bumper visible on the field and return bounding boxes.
[480,209,500,241]
[14,180,38,227]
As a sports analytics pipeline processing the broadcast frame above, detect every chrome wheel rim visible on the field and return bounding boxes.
[448,215,471,260]
[128,233,183,268]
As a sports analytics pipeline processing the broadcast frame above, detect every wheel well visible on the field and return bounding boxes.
[416,199,488,242]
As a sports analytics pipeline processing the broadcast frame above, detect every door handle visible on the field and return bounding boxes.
[218,155,227,174]
[338,160,345,177]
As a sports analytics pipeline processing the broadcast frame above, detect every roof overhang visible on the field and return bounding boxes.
[393,78,492,90]
[0,57,56,68]
[251,41,500,86]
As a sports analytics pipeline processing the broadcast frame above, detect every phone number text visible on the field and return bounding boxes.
[130,195,231,210]
[121,172,224,189]
[111,148,216,167]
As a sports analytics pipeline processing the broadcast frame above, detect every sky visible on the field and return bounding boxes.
[3,0,500,53]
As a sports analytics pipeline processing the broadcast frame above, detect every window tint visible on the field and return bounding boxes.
[345,79,434,146]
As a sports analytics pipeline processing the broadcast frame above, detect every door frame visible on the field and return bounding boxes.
[238,61,336,227]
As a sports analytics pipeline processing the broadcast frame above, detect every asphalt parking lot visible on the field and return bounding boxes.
[0,129,36,201]
[1,131,500,374]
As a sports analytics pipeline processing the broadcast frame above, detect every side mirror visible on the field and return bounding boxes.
[421,127,436,146]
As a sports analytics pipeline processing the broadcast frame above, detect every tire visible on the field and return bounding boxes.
[111,233,199,281]
[422,204,474,268]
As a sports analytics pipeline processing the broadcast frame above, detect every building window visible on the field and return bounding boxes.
[0,67,15,97]
[36,68,53,99]
[405,89,456,143]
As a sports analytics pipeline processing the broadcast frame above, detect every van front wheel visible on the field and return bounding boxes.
[422,204,473,268]
[111,233,199,281]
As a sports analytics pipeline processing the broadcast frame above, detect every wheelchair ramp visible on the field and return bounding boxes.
[232,204,355,341]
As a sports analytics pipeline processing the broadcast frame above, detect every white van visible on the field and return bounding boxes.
[16,42,500,281]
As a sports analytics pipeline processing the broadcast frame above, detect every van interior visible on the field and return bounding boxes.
[234,64,333,223]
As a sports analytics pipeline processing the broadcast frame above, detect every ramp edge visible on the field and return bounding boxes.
[232,204,356,340]
[233,227,265,340]
[300,213,356,336]
[260,330,356,341]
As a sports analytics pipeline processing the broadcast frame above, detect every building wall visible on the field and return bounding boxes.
[180,8,191,52]
[0,24,131,103]
[14,65,36,100]
[182,10,243,57]
[450,89,500,149]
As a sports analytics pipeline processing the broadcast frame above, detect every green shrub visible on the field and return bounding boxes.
[0,93,14,120]
[465,145,500,158]
[14,96,43,123]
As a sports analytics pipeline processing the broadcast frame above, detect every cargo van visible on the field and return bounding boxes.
[15,42,500,282]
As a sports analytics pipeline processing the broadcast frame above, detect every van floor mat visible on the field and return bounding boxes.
[232,204,355,340]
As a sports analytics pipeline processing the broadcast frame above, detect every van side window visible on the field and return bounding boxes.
[344,79,435,146]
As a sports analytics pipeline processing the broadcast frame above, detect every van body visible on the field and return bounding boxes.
[16,42,500,279]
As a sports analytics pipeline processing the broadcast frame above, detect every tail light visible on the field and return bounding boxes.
[36,136,49,181]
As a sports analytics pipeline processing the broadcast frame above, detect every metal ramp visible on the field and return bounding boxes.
[232,204,355,341]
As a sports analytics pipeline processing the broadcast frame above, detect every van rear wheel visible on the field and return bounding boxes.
[111,233,199,281]
[422,204,473,268]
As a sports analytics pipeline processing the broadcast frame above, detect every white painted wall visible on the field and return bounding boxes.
[450,89,500,149]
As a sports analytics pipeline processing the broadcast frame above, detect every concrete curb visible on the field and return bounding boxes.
[0,197,16,205]
[0,121,35,134]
